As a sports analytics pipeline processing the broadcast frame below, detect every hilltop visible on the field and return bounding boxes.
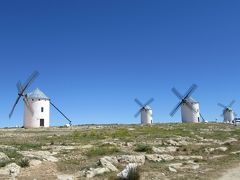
[0,123,240,179]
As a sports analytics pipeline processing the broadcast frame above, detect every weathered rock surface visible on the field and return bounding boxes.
[168,163,183,170]
[164,139,189,146]
[57,174,74,180]
[117,155,145,165]
[205,147,228,153]
[231,151,240,155]
[175,155,203,160]
[19,151,58,162]
[100,156,118,164]
[146,154,174,162]
[0,163,21,177]
[169,166,177,173]
[78,156,119,178]
[216,147,228,152]
[220,138,238,145]
[0,152,10,163]
[99,157,118,172]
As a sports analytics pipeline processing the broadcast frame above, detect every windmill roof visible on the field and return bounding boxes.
[27,88,49,100]
[144,105,152,110]
[186,97,198,103]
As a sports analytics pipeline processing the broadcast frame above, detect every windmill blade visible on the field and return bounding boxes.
[170,101,182,117]
[23,96,34,115]
[9,95,22,118]
[134,98,144,107]
[143,98,154,107]
[172,88,183,100]
[183,84,198,99]
[134,110,141,118]
[9,71,39,119]
[21,71,39,94]
[218,103,227,109]
[229,100,236,108]
[16,81,23,94]
[50,102,72,125]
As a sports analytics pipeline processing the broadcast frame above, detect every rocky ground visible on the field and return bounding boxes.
[0,123,240,179]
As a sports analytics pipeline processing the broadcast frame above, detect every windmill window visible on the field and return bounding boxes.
[41,107,44,112]
[32,99,34,101]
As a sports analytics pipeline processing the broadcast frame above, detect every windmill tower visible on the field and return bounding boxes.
[24,88,50,128]
[170,84,204,123]
[134,98,154,124]
[218,100,236,123]
[9,71,72,128]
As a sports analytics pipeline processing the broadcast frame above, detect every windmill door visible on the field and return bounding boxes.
[40,119,44,127]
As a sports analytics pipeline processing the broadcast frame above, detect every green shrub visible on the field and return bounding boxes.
[134,144,152,153]
[17,158,30,168]
[18,143,42,151]
[0,161,8,168]
[2,149,23,160]
[111,129,131,140]
[87,144,120,157]
[71,130,106,143]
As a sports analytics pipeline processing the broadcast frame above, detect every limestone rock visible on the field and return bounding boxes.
[205,147,228,153]
[57,174,74,180]
[164,139,189,146]
[99,157,118,172]
[18,151,58,162]
[168,166,177,173]
[205,147,215,153]
[216,147,228,152]
[168,163,183,171]
[0,163,21,177]
[117,155,145,165]
[164,139,179,146]
[0,152,10,163]
[220,138,238,145]
[101,156,118,164]
[175,155,203,160]
[146,154,174,162]
[231,151,240,155]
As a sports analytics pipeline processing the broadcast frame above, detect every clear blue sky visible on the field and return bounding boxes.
[0,0,240,127]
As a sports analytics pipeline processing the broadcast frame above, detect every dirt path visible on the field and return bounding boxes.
[218,165,240,180]
[17,162,58,180]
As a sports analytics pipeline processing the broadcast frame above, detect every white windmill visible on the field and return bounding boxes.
[24,88,50,128]
[9,71,72,128]
[134,98,154,124]
[170,84,204,123]
[218,100,236,123]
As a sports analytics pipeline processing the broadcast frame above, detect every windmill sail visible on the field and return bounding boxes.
[9,71,39,118]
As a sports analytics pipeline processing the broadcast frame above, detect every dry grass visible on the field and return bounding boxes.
[0,123,240,179]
